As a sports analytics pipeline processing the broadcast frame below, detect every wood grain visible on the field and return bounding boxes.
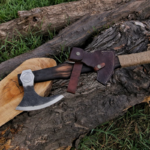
[0,58,56,127]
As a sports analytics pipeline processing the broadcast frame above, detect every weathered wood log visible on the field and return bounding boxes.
[1,19,149,150]
[1,0,150,78]
[0,58,56,127]
[0,0,127,43]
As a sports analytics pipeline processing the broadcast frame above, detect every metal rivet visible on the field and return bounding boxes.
[76,52,80,56]
[97,64,101,69]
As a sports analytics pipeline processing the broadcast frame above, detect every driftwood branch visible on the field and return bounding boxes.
[0,0,127,43]
[0,0,150,78]
[5,19,150,150]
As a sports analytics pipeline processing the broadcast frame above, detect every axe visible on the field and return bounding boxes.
[17,47,150,111]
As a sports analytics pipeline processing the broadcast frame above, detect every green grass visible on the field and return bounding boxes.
[0,0,75,23]
[0,0,74,63]
[54,45,71,63]
[0,29,70,63]
[0,30,55,63]
[77,104,150,150]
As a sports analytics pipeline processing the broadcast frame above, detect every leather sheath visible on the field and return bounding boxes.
[67,62,83,94]
[69,47,115,85]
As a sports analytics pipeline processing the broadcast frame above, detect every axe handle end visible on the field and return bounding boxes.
[118,50,150,68]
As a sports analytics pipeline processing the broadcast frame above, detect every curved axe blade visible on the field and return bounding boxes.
[16,70,64,111]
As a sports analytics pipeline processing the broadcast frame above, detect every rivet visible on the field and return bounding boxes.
[97,64,101,69]
[76,52,80,56]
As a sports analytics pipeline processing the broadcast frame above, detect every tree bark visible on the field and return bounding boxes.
[1,0,150,78]
[1,16,150,150]
[0,0,128,43]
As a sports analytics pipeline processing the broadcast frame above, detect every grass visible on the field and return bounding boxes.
[0,0,73,63]
[77,104,150,150]
[0,0,75,23]
[0,0,150,150]
[54,45,71,63]
[0,29,70,63]
[0,30,55,63]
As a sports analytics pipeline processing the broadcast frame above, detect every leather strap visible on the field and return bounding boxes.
[67,62,83,94]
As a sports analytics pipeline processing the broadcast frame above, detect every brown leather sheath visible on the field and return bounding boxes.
[67,47,115,94]
[69,47,115,85]
[67,62,83,94]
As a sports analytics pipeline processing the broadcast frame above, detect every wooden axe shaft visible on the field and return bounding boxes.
[18,63,94,85]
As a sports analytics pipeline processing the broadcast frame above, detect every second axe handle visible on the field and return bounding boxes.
[118,50,150,67]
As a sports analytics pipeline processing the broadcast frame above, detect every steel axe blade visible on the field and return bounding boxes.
[16,69,64,111]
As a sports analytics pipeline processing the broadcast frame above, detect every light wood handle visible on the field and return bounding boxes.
[118,51,150,67]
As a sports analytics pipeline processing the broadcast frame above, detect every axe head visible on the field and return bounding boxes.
[16,70,64,111]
